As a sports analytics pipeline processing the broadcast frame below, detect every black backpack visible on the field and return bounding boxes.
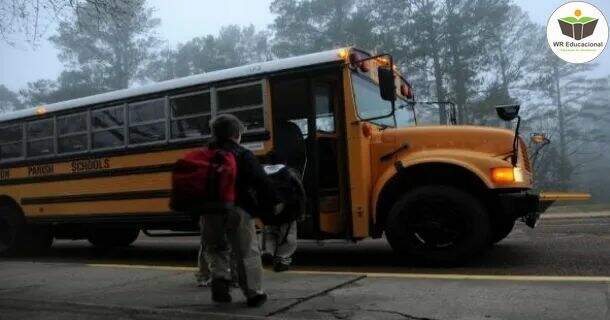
[252,165,306,225]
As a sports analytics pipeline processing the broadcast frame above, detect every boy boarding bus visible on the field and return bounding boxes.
[0,47,589,263]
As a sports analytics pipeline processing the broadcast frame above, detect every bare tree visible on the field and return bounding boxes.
[0,0,138,46]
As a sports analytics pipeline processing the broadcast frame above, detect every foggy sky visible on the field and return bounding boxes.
[0,0,608,92]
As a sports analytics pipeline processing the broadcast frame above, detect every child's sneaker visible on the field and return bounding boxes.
[211,279,232,303]
[195,273,211,287]
[247,292,268,307]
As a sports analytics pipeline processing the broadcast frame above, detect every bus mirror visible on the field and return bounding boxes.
[378,67,396,102]
[495,104,520,121]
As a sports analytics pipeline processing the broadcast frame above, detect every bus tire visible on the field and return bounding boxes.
[0,205,26,256]
[385,185,491,265]
[490,218,516,244]
[0,206,52,255]
[87,228,140,248]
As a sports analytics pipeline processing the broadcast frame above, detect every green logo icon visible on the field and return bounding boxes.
[558,9,598,40]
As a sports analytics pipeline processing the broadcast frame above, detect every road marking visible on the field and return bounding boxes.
[88,263,196,271]
[288,270,610,282]
[88,263,610,283]
[541,223,610,227]
[541,211,610,219]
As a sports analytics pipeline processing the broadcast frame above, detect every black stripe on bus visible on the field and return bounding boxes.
[21,189,171,205]
[26,212,193,225]
[0,163,174,186]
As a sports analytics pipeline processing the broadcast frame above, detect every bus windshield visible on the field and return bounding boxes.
[396,101,456,127]
[351,72,395,127]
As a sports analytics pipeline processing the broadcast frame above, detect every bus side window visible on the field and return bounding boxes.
[217,83,265,132]
[314,84,335,132]
[128,98,166,145]
[0,124,23,160]
[27,119,54,157]
[57,113,88,154]
[92,106,125,150]
[170,91,211,139]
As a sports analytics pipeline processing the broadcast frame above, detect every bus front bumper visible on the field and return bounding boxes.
[498,191,591,228]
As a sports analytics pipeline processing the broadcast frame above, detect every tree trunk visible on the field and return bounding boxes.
[432,51,447,124]
[553,63,569,189]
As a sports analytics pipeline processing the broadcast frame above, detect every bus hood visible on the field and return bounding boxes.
[380,125,517,160]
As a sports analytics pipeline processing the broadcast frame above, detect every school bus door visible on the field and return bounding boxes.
[270,72,348,239]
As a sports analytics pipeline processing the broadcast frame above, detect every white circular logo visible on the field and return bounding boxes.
[547,1,608,64]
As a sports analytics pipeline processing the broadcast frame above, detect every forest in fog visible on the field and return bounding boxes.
[1,0,609,202]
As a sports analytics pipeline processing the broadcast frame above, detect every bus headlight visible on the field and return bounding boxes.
[491,167,524,184]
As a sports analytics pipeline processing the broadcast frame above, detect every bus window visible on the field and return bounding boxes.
[0,124,23,160]
[314,85,335,133]
[128,98,166,145]
[27,119,54,157]
[217,83,265,131]
[92,105,125,149]
[57,113,88,154]
[271,78,309,136]
[170,91,211,139]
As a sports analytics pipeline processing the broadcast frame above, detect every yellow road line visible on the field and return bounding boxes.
[541,211,610,219]
[288,270,610,282]
[88,263,196,272]
[87,263,610,283]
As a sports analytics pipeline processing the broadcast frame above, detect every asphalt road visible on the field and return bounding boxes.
[1,215,609,320]
[10,216,610,276]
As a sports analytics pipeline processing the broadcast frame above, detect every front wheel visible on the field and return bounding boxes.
[88,228,140,248]
[491,218,516,244]
[385,185,491,265]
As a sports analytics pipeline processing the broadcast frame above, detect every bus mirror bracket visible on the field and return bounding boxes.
[496,104,521,166]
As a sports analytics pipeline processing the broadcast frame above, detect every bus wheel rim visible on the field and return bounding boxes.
[405,200,468,249]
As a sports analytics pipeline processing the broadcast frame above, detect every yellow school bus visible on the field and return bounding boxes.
[0,47,588,263]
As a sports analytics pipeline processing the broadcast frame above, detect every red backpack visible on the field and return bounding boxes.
[170,147,237,213]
